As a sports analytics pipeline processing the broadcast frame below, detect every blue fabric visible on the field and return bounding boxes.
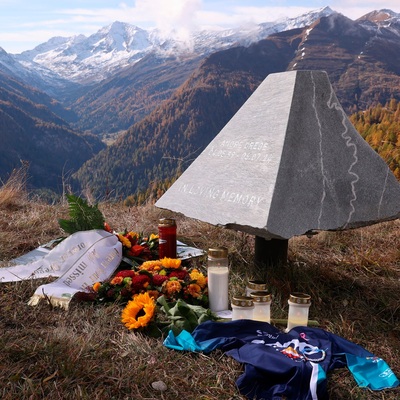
[163,329,224,353]
[164,320,399,399]
[345,353,399,390]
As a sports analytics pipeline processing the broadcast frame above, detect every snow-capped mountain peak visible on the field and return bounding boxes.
[357,9,400,23]
[9,7,337,84]
[88,21,150,53]
[273,6,335,29]
[6,7,398,87]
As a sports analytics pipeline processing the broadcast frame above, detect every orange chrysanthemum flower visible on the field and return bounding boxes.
[121,292,155,330]
[160,257,181,269]
[92,282,101,292]
[110,276,124,285]
[189,269,207,289]
[164,279,182,295]
[186,283,202,298]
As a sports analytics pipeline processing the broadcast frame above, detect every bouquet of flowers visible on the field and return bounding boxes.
[91,257,215,336]
[93,257,208,305]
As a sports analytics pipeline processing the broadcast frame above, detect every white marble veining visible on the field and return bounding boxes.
[327,80,359,227]
[310,72,328,229]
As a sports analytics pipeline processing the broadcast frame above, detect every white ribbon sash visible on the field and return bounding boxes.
[0,230,122,309]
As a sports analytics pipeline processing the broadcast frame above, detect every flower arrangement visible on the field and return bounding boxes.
[93,257,208,306]
[91,257,214,336]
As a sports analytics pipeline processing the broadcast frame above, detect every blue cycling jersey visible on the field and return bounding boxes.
[164,320,399,399]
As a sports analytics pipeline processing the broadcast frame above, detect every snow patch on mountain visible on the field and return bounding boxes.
[4,6,400,88]
[11,7,336,84]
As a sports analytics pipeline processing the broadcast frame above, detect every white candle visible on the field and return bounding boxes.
[250,291,272,323]
[286,293,311,331]
[207,266,229,312]
[253,301,271,322]
[287,309,309,330]
[231,296,254,320]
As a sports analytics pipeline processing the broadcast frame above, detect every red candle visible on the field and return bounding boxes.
[158,218,177,259]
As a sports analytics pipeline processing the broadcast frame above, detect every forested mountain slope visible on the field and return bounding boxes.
[350,99,400,180]
[0,72,104,192]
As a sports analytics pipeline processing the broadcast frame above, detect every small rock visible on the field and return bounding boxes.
[151,380,168,392]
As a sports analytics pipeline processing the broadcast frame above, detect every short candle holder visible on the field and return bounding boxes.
[286,292,311,332]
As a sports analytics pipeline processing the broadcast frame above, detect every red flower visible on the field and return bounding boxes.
[169,270,188,280]
[126,233,139,246]
[131,275,151,292]
[115,270,136,278]
[104,222,113,233]
[128,244,145,256]
[139,246,152,260]
[152,275,169,286]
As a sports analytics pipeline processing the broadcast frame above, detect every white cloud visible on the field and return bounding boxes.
[2,0,400,53]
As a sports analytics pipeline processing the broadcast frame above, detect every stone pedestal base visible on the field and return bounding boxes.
[254,236,288,268]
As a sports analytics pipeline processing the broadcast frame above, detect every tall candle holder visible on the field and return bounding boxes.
[207,247,229,312]
[158,218,177,259]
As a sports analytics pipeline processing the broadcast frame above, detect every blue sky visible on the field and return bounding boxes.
[1,0,399,54]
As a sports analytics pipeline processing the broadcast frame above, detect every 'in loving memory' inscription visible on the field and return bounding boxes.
[177,138,275,210]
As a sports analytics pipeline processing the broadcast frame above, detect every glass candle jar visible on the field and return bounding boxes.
[158,218,177,259]
[250,291,272,323]
[207,247,229,312]
[286,293,311,331]
[231,296,254,320]
[245,280,268,296]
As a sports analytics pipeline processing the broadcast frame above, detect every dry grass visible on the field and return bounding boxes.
[0,171,399,399]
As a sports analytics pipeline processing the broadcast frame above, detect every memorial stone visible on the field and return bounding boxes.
[156,70,400,242]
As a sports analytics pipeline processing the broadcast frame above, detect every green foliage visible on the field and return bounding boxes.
[58,194,105,234]
[156,295,217,337]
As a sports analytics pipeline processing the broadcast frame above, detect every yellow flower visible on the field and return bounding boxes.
[93,282,101,292]
[149,233,159,241]
[139,260,163,273]
[164,280,182,295]
[161,257,181,269]
[121,292,155,330]
[128,231,139,240]
[190,269,207,289]
[118,234,132,249]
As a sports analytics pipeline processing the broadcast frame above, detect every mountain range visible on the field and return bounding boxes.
[11,7,335,86]
[1,7,400,199]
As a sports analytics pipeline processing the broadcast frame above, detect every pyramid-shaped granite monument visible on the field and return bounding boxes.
[156,70,400,240]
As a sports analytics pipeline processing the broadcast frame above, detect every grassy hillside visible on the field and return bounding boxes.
[0,167,399,399]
